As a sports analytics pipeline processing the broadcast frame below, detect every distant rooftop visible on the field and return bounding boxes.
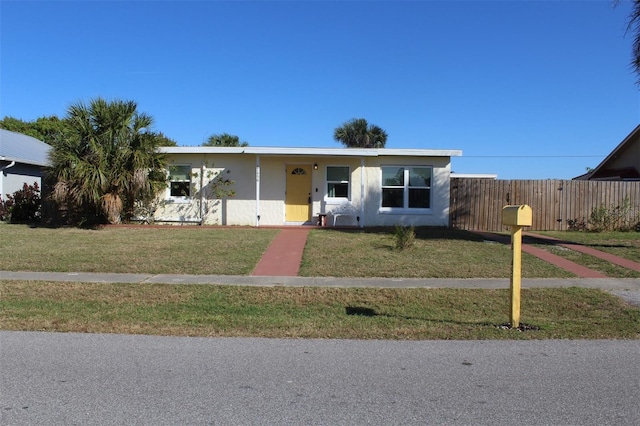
[0,129,51,167]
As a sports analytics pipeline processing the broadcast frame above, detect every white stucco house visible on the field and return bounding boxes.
[154,146,462,227]
[0,129,51,198]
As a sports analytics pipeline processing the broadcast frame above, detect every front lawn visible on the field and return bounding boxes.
[1,281,638,340]
[299,228,573,278]
[0,224,278,275]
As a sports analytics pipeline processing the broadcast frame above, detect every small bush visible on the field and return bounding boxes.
[589,198,638,232]
[5,182,42,223]
[394,225,415,250]
[567,218,587,232]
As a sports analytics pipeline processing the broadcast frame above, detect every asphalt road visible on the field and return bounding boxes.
[1,331,639,425]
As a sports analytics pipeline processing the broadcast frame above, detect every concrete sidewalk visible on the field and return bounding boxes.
[2,270,638,289]
[3,271,640,306]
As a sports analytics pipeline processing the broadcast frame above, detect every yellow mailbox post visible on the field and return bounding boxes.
[502,205,532,328]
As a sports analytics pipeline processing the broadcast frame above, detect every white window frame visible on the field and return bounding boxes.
[379,165,432,214]
[166,164,192,202]
[325,165,351,204]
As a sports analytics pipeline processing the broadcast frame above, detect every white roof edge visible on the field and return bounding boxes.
[0,155,50,167]
[159,147,462,157]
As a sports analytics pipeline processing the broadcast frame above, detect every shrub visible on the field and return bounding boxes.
[0,196,11,221]
[394,225,415,250]
[589,198,637,232]
[5,182,42,223]
[567,218,587,231]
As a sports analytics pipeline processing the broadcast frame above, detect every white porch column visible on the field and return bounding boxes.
[360,157,365,227]
[255,155,261,227]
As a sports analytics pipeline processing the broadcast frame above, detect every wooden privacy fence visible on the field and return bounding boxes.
[449,178,640,231]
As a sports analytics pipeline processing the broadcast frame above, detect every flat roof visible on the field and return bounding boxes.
[159,146,462,157]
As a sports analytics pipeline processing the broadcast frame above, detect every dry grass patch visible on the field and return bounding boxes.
[2,281,638,340]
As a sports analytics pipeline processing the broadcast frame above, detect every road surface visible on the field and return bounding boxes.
[1,331,639,425]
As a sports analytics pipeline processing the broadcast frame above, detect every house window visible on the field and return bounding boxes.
[168,165,191,197]
[381,166,431,210]
[326,166,350,200]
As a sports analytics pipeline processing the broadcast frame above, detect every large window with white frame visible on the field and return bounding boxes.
[326,165,350,201]
[168,165,192,198]
[381,166,431,210]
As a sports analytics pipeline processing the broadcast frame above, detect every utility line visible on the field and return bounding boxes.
[461,155,603,158]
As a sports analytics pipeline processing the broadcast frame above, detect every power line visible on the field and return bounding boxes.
[460,155,604,158]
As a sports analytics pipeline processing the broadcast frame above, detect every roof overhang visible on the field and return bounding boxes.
[586,124,640,179]
[0,155,49,168]
[159,147,463,157]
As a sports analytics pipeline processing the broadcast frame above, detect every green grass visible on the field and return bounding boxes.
[1,281,638,339]
[300,228,574,278]
[1,224,575,278]
[0,224,279,275]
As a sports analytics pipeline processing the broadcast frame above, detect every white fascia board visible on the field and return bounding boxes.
[378,149,462,157]
[1,156,50,167]
[159,147,462,157]
[159,147,246,154]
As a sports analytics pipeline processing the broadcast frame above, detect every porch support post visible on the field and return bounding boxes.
[255,155,261,227]
[199,163,205,225]
[360,157,365,228]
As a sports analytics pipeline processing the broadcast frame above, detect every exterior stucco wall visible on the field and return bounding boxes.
[155,154,257,225]
[360,156,451,227]
[154,153,451,227]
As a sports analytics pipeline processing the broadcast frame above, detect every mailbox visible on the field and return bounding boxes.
[502,205,532,227]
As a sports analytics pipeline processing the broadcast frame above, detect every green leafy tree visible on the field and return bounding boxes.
[333,118,388,148]
[49,98,168,225]
[0,115,71,145]
[156,131,178,147]
[202,133,248,147]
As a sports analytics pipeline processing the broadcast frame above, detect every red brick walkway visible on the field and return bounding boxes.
[251,228,310,276]
[472,231,640,278]
[526,232,640,273]
[472,231,609,278]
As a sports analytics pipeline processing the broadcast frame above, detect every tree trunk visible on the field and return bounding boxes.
[102,193,123,224]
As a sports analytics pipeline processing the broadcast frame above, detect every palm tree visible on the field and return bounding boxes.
[49,98,167,225]
[202,133,248,147]
[624,0,640,81]
[333,118,388,148]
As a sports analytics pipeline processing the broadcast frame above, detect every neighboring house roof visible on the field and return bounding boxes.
[160,147,462,157]
[451,173,497,179]
[0,129,52,167]
[574,125,640,181]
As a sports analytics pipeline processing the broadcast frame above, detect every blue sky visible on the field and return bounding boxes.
[1,0,638,179]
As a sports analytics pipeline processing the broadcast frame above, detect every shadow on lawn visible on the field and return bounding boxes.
[323,226,487,243]
[344,306,539,331]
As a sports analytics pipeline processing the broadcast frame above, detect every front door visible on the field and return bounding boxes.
[285,165,312,222]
